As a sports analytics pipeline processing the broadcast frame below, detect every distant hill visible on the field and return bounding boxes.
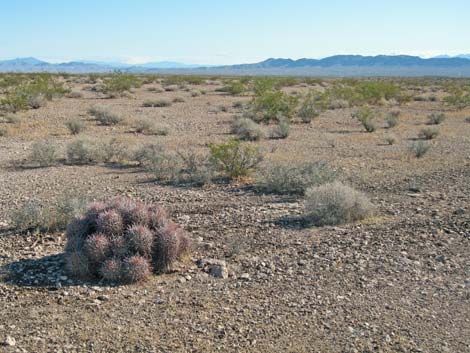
[1,55,470,76]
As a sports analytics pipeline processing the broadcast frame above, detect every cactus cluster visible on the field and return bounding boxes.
[64,197,190,283]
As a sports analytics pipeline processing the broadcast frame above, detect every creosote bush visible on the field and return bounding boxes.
[209,138,262,179]
[255,162,336,195]
[352,107,376,132]
[304,182,374,226]
[64,197,191,283]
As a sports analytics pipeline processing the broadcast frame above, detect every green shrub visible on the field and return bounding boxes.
[298,92,321,123]
[65,119,85,135]
[353,107,376,132]
[253,91,298,123]
[30,141,58,167]
[427,112,446,125]
[410,141,430,158]
[231,117,263,141]
[255,162,335,195]
[219,81,245,95]
[443,87,470,109]
[0,75,68,112]
[418,127,439,140]
[103,72,142,94]
[304,182,374,226]
[209,138,262,179]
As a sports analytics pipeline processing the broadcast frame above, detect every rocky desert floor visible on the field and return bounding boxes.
[0,77,469,352]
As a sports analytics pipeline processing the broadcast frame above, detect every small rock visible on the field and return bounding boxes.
[239,273,250,281]
[2,336,16,346]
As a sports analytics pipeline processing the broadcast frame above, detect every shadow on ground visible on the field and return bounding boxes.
[1,253,108,288]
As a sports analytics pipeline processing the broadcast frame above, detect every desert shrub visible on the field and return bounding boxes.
[191,90,201,97]
[255,162,335,195]
[385,113,399,128]
[64,197,191,283]
[209,138,262,179]
[0,75,68,112]
[253,90,298,123]
[219,81,245,95]
[268,117,290,139]
[172,97,185,103]
[65,119,85,135]
[177,151,214,185]
[12,195,87,233]
[30,141,58,167]
[133,118,168,135]
[443,86,470,109]
[384,135,397,145]
[231,117,263,141]
[298,92,321,123]
[233,101,244,109]
[103,72,142,94]
[101,138,131,164]
[304,182,374,226]
[88,106,124,125]
[143,99,171,107]
[410,141,430,158]
[352,107,376,132]
[147,86,163,93]
[67,91,83,98]
[418,127,439,140]
[28,95,47,109]
[252,77,276,96]
[427,112,446,125]
[320,81,409,107]
[66,139,103,165]
[3,114,21,124]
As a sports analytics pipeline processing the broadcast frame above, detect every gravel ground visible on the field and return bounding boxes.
[0,78,469,352]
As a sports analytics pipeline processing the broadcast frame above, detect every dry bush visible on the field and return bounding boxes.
[143,99,172,107]
[255,162,336,195]
[66,91,83,98]
[65,118,85,135]
[231,117,263,141]
[427,113,446,125]
[304,182,374,226]
[410,141,430,158]
[133,118,168,135]
[66,139,103,165]
[418,127,439,140]
[268,117,290,139]
[29,141,58,167]
[88,106,124,125]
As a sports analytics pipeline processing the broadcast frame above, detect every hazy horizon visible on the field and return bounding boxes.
[1,0,468,65]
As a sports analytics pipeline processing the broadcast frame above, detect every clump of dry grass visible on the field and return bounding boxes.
[143,99,172,107]
[304,182,374,226]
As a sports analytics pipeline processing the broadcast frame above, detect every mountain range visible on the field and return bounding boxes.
[2,55,470,77]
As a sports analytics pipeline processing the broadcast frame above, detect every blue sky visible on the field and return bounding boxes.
[0,0,468,64]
